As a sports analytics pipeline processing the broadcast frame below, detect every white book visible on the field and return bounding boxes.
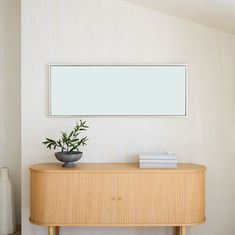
[139,159,177,163]
[140,162,177,165]
[139,152,176,160]
[139,163,177,168]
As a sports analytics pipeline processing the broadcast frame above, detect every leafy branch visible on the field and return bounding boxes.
[42,120,89,152]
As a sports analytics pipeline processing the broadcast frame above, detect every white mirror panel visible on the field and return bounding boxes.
[49,65,186,116]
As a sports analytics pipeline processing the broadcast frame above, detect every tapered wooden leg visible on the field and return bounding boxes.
[181,226,186,235]
[175,226,181,235]
[48,226,54,235]
[55,226,60,235]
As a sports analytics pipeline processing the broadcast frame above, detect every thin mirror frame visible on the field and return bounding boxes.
[48,64,188,117]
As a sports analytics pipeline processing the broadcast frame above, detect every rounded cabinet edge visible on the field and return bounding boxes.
[29,217,206,227]
[29,163,206,173]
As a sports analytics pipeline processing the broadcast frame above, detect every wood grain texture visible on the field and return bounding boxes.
[30,163,205,173]
[48,226,53,235]
[181,226,186,235]
[30,163,205,227]
[175,226,180,235]
[55,227,59,235]
[16,224,21,232]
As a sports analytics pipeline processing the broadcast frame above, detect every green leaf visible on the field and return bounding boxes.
[68,131,74,139]
[43,120,89,152]
[70,138,79,142]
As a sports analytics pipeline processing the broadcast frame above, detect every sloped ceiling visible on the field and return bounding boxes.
[125,0,235,34]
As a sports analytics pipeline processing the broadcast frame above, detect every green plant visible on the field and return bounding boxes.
[42,120,89,152]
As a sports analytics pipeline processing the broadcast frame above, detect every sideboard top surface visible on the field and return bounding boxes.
[29,163,206,173]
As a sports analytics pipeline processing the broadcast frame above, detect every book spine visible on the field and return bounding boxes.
[139,164,177,168]
[139,159,177,163]
[139,163,177,168]
[139,156,176,160]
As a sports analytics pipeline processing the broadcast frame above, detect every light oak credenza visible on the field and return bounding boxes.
[29,163,206,235]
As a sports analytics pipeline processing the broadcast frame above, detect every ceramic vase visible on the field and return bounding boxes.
[0,167,15,235]
[55,151,83,167]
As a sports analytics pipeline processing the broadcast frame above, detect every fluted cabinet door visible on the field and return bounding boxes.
[30,172,116,225]
[115,172,205,225]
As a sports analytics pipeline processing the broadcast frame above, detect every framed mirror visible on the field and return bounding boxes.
[49,65,187,116]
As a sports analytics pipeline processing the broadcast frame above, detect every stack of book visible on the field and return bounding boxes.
[139,152,177,168]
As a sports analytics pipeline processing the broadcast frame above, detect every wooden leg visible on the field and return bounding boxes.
[55,226,60,235]
[48,226,54,235]
[181,226,186,235]
[175,226,181,235]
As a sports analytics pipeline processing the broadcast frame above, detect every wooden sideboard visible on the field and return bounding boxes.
[29,163,206,235]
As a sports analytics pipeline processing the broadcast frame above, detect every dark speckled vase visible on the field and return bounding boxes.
[55,151,83,168]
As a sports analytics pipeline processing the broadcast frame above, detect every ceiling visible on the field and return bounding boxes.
[125,0,235,34]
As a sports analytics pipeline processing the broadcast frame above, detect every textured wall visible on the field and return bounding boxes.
[0,0,21,224]
[21,0,235,234]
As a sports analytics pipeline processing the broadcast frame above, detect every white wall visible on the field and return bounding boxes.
[0,0,21,224]
[0,1,5,164]
[21,0,235,234]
